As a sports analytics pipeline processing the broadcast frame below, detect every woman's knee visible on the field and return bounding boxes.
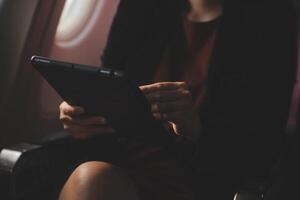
[71,161,116,185]
[59,161,139,200]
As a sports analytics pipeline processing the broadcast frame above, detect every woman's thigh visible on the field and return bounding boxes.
[62,137,197,200]
[64,136,238,200]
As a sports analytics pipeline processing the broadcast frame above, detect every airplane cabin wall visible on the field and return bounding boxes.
[0,0,120,148]
[0,0,40,148]
[0,0,39,113]
[40,0,120,117]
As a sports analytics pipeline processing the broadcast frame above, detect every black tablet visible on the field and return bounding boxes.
[31,56,175,145]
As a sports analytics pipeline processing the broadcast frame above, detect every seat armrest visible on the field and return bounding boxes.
[234,179,267,200]
[0,132,83,200]
[0,132,119,200]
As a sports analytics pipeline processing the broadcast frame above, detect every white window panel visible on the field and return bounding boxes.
[55,0,99,44]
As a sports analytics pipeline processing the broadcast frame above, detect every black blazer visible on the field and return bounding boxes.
[101,0,297,176]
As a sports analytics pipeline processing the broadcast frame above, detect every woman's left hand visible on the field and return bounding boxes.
[139,82,201,141]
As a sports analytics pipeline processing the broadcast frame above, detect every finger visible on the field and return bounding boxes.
[152,112,173,122]
[60,114,73,125]
[60,102,85,116]
[145,89,192,103]
[64,106,85,115]
[140,82,188,94]
[151,100,189,113]
[161,111,184,123]
[152,111,183,123]
[140,82,187,94]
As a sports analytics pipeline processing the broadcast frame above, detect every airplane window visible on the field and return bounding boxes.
[55,0,98,44]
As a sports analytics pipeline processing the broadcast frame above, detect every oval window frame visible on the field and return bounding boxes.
[55,0,101,47]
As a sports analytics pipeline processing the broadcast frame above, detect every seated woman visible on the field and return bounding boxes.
[58,0,297,199]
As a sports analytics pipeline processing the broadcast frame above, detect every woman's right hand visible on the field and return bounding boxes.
[59,101,115,139]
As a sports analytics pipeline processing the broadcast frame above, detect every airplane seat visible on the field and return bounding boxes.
[261,123,300,200]
[233,156,284,200]
[234,177,268,200]
[0,132,115,200]
[235,76,300,200]
[0,132,75,200]
[234,106,300,200]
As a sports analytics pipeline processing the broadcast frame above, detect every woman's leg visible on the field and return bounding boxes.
[59,161,140,200]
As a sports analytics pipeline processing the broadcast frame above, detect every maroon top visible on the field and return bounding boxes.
[154,16,219,108]
[127,16,221,161]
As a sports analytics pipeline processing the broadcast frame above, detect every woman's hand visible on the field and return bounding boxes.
[139,82,201,140]
[59,102,115,139]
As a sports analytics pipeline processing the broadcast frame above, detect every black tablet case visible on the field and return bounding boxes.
[31,56,175,145]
